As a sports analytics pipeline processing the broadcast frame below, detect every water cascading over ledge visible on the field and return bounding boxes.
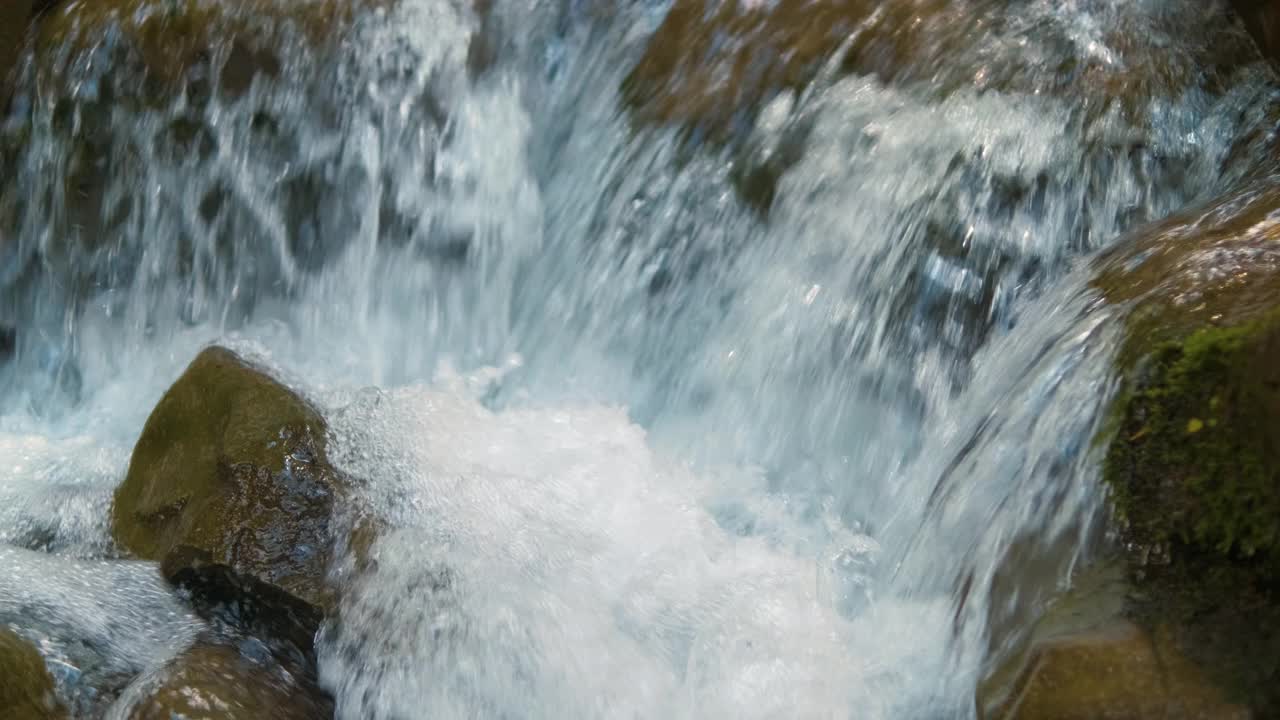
[2,0,1280,717]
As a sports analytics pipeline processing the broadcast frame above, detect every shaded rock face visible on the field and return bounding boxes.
[978,563,1249,720]
[11,0,363,273]
[115,639,333,720]
[1088,176,1280,713]
[0,626,65,720]
[34,0,366,93]
[1233,0,1280,64]
[112,346,342,621]
[1,0,32,103]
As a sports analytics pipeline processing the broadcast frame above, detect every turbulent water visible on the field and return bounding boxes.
[1,0,1277,716]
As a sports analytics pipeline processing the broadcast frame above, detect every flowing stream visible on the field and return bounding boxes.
[1,0,1277,717]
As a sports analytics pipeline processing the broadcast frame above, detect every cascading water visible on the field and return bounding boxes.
[1,0,1277,716]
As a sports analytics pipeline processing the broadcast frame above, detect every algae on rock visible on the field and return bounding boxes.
[115,640,333,720]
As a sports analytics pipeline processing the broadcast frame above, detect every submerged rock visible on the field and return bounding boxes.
[621,0,984,138]
[113,639,333,720]
[621,0,1260,213]
[0,626,65,720]
[1088,175,1280,713]
[34,0,371,96]
[112,346,343,627]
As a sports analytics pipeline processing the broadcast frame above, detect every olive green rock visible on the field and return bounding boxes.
[1,0,31,102]
[1093,176,1280,564]
[0,627,65,720]
[1089,175,1280,712]
[120,641,332,720]
[112,346,341,613]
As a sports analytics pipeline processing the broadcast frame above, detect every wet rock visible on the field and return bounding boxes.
[991,620,1246,720]
[978,562,1248,720]
[1090,175,1280,713]
[1,0,31,104]
[622,0,973,139]
[1094,177,1280,561]
[113,639,332,720]
[0,625,65,720]
[112,346,343,624]
[1233,0,1280,65]
[622,1,1260,213]
[33,0,374,98]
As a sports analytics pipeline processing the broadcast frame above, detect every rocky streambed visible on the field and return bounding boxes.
[5,0,1280,718]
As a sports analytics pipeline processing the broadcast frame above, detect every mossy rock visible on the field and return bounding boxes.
[1092,175,1280,711]
[1094,177,1280,561]
[112,346,342,616]
[1105,311,1280,560]
[117,640,332,720]
[0,627,65,720]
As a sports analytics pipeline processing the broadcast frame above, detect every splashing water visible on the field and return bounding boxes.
[1,0,1276,716]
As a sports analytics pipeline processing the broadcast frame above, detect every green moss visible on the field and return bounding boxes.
[1091,176,1280,714]
[1104,308,1280,559]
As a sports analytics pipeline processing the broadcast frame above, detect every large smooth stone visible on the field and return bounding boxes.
[112,346,343,619]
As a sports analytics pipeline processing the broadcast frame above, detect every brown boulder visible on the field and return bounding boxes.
[112,346,342,620]
[0,626,65,720]
[1074,174,1280,716]
[994,620,1246,720]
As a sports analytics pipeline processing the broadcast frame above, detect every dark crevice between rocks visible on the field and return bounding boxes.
[163,545,325,669]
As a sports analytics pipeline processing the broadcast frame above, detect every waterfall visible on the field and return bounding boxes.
[1,0,1275,716]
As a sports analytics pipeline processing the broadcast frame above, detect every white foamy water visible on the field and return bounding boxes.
[0,0,1276,716]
